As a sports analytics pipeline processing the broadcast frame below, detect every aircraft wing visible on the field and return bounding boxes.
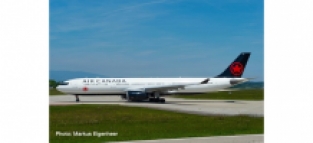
[127,78,209,92]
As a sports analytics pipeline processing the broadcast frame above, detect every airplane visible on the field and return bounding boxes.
[56,52,251,103]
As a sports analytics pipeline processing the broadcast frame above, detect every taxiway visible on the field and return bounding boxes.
[50,95,263,117]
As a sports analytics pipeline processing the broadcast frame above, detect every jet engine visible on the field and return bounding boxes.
[126,91,149,101]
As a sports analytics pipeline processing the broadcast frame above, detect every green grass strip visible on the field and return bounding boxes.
[50,104,263,143]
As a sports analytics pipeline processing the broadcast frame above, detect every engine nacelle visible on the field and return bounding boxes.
[126,91,149,101]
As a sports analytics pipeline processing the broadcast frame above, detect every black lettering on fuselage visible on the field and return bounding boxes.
[83,79,126,83]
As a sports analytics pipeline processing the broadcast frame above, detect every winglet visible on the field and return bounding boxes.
[200,78,209,84]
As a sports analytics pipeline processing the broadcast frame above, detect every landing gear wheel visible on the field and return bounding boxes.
[159,98,165,103]
[149,98,165,103]
[149,98,155,102]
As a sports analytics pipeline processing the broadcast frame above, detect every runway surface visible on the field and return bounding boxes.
[50,95,263,117]
[109,134,264,143]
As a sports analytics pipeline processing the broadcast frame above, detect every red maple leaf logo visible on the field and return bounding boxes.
[230,62,243,76]
[82,87,88,91]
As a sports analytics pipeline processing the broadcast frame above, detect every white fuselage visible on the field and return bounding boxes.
[57,77,246,95]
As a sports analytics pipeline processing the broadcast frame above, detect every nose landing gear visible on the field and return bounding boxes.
[75,95,80,102]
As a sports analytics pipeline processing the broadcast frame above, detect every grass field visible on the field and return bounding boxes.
[173,89,264,100]
[50,105,263,143]
[50,88,65,95]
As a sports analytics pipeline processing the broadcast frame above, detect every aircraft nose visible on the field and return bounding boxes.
[56,86,67,94]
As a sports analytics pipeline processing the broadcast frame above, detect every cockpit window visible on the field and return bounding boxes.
[58,81,69,85]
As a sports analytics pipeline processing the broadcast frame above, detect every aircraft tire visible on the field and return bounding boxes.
[159,98,165,103]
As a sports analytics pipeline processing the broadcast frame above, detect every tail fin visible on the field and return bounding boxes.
[215,52,251,78]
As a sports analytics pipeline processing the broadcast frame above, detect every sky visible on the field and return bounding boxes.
[50,0,264,81]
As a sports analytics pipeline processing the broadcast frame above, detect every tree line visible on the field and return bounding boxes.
[49,79,60,88]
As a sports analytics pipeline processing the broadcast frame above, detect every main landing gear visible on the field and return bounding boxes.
[149,98,165,103]
[75,95,80,102]
[148,92,165,103]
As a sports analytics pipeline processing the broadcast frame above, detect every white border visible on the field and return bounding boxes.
[0,0,48,142]
[265,0,313,142]
[1,0,313,142]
